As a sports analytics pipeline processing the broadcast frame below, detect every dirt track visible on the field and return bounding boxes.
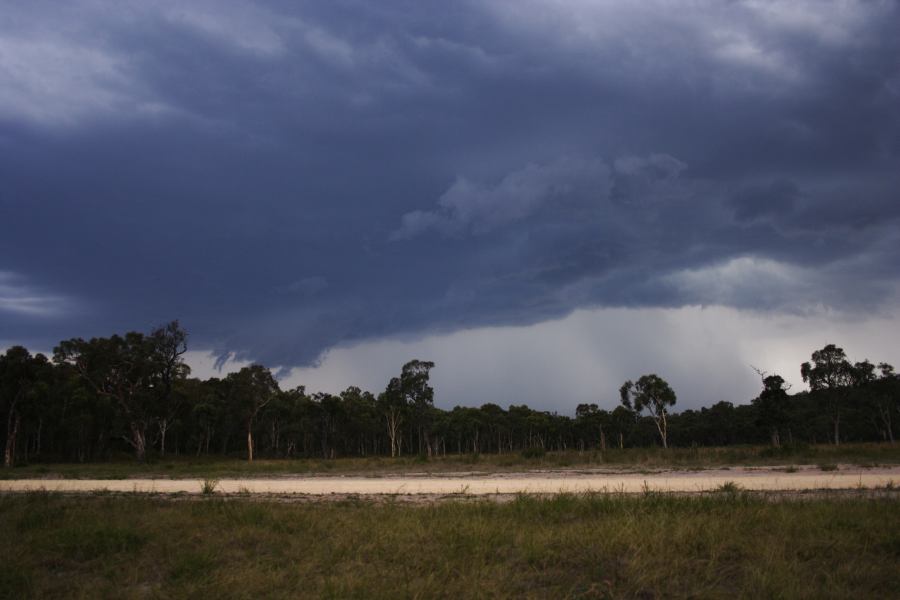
[2,465,897,496]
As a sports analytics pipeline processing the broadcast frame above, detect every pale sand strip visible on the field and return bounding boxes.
[1,471,897,495]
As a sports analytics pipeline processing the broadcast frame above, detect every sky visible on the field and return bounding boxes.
[2,0,899,412]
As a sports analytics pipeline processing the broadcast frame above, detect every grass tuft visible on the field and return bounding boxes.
[201,478,219,494]
[716,481,743,495]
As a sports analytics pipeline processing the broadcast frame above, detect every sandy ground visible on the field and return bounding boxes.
[2,465,898,496]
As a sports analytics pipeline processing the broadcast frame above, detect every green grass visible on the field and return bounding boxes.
[2,442,898,480]
[1,492,898,598]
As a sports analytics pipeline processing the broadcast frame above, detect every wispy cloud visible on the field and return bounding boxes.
[0,272,69,317]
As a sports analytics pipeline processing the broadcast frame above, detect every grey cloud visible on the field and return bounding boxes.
[392,156,611,238]
[730,180,799,222]
[0,0,898,373]
[285,277,329,296]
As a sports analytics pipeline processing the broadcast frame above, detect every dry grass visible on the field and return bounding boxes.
[2,491,898,598]
[3,442,898,480]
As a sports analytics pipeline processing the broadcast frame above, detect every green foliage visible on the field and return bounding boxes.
[620,374,677,448]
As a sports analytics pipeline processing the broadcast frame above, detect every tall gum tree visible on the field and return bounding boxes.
[378,377,406,458]
[620,374,677,449]
[872,363,897,443]
[148,321,189,457]
[751,372,792,447]
[55,333,156,461]
[53,321,189,462]
[801,344,855,445]
[1,347,50,467]
[225,365,278,462]
[400,360,435,457]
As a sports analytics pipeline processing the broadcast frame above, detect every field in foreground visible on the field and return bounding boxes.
[4,442,899,480]
[2,493,899,599]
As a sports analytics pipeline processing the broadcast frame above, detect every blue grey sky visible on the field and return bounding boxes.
[2,1,899,410]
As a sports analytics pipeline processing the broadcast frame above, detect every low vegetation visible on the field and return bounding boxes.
[2,442,897,480]
[1,492,898,598]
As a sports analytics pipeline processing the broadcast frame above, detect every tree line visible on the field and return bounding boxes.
[1,322,897,466]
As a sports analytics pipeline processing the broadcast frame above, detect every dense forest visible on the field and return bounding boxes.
[1,321,897,466]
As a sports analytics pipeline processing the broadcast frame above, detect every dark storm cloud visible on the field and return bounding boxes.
[1,0,899,366]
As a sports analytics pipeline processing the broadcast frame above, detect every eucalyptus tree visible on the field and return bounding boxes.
[224,365,279,462]
[609,405,635,449]
[378,377,406,457]
[480,403,508,454]
[53,322,189,461]
[400,359,436,456]
[801,344,855,445]
[575,403,608,451]
[55,332,157,461]
[619,374,677,448]
[340,386,379,456]
[1,347,51,467]
[148,321,190,457]
[870,363,897,443]
[752,373,792,447]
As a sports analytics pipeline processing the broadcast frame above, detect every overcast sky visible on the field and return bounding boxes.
[2,1,899,412]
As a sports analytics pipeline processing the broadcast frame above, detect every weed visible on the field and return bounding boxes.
[201,478,219,494]
[716,481,742,495]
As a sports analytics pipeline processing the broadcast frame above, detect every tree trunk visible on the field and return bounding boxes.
[655,411,668,449]
[386,409,402,458]
[130,424,147,462]
[833,415,841,446]
[4,409,20,468]
[158,419,168,458]
[877,405,894,444]
[247,427,254,462]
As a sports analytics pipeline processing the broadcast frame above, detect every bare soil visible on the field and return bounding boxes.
[2,464,897,497]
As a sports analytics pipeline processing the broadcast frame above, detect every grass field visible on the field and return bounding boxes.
[2,491,898,599]
[3,443,899,480]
